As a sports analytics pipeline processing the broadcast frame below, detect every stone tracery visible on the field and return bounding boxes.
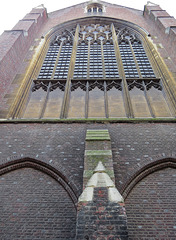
[23,21,173,119]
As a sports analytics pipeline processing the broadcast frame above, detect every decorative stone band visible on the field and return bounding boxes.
[86,129,110,141]
[85,150,112,155]
[79,161,124,203]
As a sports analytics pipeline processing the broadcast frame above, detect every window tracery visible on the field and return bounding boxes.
[106,80,122,91]
[145,79,162,91]
[38,30,73,80]
[118,29,155,78]
[22,21,174,119]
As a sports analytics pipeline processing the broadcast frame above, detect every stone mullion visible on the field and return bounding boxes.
[87,41,90,78]
[101,41,106,78]
[130,42,155,117]
[101,41,108,118]
[142,81,155,118]
[85,81,89,118]
[51,41,64,79]
[39,82,51,119]
[111,24,134,118]
[129,41,142,78]
[104,81,109,118]
[60,24,80,118]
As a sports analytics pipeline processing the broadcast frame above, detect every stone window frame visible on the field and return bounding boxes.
[8,17,176,119]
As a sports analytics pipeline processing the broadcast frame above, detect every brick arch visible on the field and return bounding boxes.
[0,166,77,239]
[0,157,78,205]
[122,158,176,199]
[125,166,176,239]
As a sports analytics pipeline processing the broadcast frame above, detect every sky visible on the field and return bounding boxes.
[0,0,176,35]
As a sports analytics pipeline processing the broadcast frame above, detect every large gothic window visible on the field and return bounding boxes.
[22,21,174,119]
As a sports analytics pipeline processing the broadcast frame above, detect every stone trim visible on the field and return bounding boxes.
[79,161,124,203]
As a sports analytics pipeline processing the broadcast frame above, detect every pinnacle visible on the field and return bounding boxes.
[93,161,106,173]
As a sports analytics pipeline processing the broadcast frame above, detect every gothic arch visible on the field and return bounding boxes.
[8,16,176,119]
[0,157,78,206]
[122,158,176,199]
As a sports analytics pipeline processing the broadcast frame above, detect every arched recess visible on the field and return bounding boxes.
[7,16,176,119]
[0,157,78,205]
[122,158,176,199]
[0,162,78,239]
[124,160,176,239]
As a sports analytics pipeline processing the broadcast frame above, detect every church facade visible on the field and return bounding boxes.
[0,1,176,239]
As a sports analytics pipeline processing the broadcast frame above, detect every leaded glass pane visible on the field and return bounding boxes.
[89,43,103,78]
[103,42,119,78]
[132,43,155,78]
[119,42,139,78]
[38,45,60,79]
[74,43,88,79]
[54,44,72,79]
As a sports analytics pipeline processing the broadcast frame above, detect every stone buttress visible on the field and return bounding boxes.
[76,129,129,240]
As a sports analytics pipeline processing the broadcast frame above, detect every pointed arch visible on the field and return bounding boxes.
[7,16,176,119]
[0,157,78,206]
[122,158,176,199]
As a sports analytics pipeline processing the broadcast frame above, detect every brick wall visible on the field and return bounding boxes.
[0,123,176,239]
[76,187,128,240]
[43,2,149,37]
[0,168,76,240]
[0,123,86,197]
[0,7,47,113]
[0,123,175,196]
[125,167,176,239]
[0,2,176,239]
[108,123,176,193]
[144,4,176,69]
